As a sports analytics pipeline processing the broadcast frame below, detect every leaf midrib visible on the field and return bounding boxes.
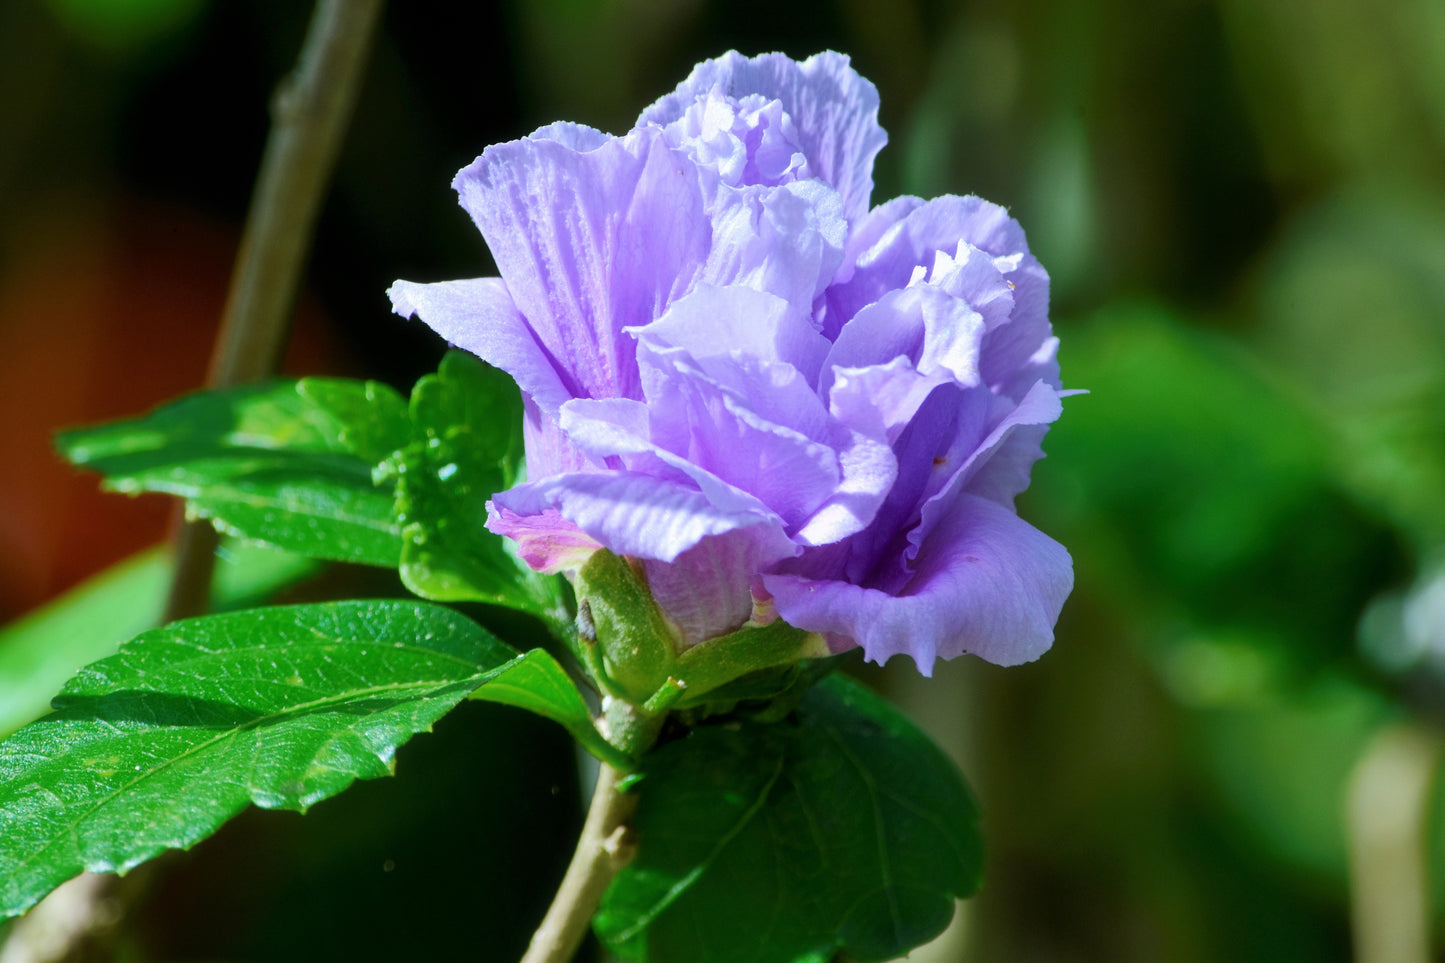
[611,754,786,944]
[3,671,489,893]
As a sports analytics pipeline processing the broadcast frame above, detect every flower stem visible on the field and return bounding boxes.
[522,700,663,963]
[520,762,639,963]
[164,0,384,623]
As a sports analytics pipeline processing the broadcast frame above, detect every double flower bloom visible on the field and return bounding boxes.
[391,51,1073,675]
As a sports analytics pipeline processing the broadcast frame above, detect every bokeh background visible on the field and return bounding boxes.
[3,0,1444,960]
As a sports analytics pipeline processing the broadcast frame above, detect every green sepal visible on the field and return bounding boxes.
[574,551,679,702]
[573,551,829,710]
[672,618,829,708]
[596,675,983,963]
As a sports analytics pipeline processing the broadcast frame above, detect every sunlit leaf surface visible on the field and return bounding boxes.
[0,599,516,919]
[597,675,982,963]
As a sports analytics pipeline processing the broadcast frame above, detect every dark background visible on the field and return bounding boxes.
[3,0,1445,960]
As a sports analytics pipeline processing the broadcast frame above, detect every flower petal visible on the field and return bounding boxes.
[700,179,847,309]
[639,51,887,223]
[642,532,762,646]
[388,278,572,414]
[764,493,1073,673]
[485,504,602,573]
[826,195,1050,374]
[822,284,988,393]
[630,284,830,384]
[493,471,795,566]
[453,125,713,403]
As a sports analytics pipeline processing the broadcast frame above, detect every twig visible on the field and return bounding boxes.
[165,0,385,622]
[1347,721,1441,963]
[0,5,385,962]
[522,698,663,963]
[0,875,120,963]
[521,763,639,963]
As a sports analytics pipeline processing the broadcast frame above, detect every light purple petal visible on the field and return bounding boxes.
[700,179,847,308]
[388,278,572,415]
[630,284,830,384]
[822,284,988,394]
[643,532,762,647]
[822,382,990,586]
[493,471,795,565]
[909,379,1064,557]
[825,196,1049,364]
[827,357,948,444]
[522,395,601,479]
[452,126,713,403]
[764,493,1073,673]
[485,504,602,573]
[639,51,887,223]
[561,385,841,532]
[655,91,811,194]
[790,421,896,547]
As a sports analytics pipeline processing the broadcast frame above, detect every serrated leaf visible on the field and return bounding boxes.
[0,542,319,738]
[57,379,409,566]
[0,599,517,920]
[394,352,568,629]
[470,649,629,770]
[597,675,982,963]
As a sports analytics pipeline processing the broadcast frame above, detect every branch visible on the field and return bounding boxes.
[1347,721,1441,963]
[520,763,639,963]
[0,6,385,961]
[165,0,385,623]
[522,698,664,963]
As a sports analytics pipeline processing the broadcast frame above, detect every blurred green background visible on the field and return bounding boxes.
[2,0,1444,960]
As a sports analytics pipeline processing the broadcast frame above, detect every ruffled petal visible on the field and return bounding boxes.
[492,471,794,565]
[827,357,948,444]
[562,384,841,532]
[700,179,847,309]
[764,493,1073,673]
[388,278,572,414]
[826,196,1050,370]
[822,284,988,393]
[630,284,830,385]
[904,379,1063,567]
[639,51,887,223]
[453,125,713,403]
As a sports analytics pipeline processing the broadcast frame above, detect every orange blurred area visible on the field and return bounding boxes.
[0,196,342,619]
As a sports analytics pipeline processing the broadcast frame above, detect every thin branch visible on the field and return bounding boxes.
[521,763,639,963]
[0,6,385,962]
[1347,722,1441,963]
[165,0,385,623]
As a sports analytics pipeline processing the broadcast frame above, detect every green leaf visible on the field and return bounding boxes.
[0,599,517,920]
[57,379,409,566]
[392,352,568,628]
[469,649,629,770]
[597,675,982,963]
[296,378,411,466]
[0,542,319,738]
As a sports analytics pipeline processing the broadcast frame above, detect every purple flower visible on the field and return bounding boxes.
[389,51,1073,674]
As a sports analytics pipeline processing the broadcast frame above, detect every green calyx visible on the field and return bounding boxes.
[573,551,830,713]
